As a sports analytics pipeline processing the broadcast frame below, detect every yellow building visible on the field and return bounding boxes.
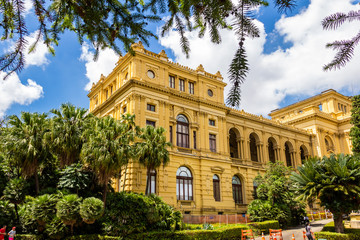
[87,42,353,215]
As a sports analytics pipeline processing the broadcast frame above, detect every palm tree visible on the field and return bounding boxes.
[4,112,49,194]
[48,103,90,167]
[291,154,360,233]
[137,126,171,195]
[81,114,138,205]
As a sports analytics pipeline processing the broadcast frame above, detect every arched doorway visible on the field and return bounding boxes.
[229,128,240,158]
[249,133,259,162]
[268,137,277,163]
[300,145,309,164]
[285,142,293,167]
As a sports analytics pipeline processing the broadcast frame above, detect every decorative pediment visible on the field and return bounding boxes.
[211,166,225,173]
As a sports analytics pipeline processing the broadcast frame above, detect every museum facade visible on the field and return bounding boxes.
[88,42,352,215]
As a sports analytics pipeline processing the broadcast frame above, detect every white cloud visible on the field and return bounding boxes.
[159,0,360,116]
[80,43,119,91]
[24,31,51,68]
[0,72,43,117]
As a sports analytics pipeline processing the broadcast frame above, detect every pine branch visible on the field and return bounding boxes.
[323,31,360,71]
[322,10,360,30]
[227,45,249,107]
[273,0,296,13]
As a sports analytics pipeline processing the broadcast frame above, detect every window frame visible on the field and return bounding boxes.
[146,120,156,127]
[232,176,243,204]
[213,175,220,201]
[169,76,175,89]
[209,134,216,152]
[189,82,194,94]
[146,170,157,194]
[179,79,185,92]
[176,115,189,148]
[209,119,215,126]
[147,104,156,112]
[176,167,193,201]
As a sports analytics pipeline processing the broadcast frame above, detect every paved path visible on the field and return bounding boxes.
[254,219,333,240]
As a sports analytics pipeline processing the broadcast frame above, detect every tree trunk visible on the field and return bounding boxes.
[14,203,19,223]
[145,168,151,195]
[122,165,128,192]
[333,213,344,233]
[34,172,40,195]
[103,181,108,208]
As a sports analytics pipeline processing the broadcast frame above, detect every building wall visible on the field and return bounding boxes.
[88,43,352,215]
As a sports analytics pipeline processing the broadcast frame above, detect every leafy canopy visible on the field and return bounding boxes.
[350,95,360,154]
[291,154,360,233]
[0,0,296,107]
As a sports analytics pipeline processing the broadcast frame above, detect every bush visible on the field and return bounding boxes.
[19,196,39,234]
[56,194,82,226]
[0,200,15,227]
[315,231,359,240]
[16,235,43,240]
[248,220,280,234]
[102,192,182,236]
[79,197,104,224]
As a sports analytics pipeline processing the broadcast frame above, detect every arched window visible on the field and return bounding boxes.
[300,145,308,164]
[176,166,193,200]
[176,115,189,148]
[250,134,258,162]
[146,169,156,195]
[213,175,220,201]
[232,176,243,204]
[253,180,258,199]
[268,138,276,163]
[229,129,239,158]
[285,142,292,167]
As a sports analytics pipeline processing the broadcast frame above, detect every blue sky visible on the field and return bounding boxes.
[1,0,360,118]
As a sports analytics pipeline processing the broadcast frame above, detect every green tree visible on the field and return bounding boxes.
[291,154,360,233]
[247,161,306,227]
[3,177,28,223]
[4,112,50,194]
[48,103,91,167]
[56,194,82,235]
[322,9,360,71]
[0,0,295,107]
[81,114,138,204]
[350,95,360,154]
[137,126,171,195]
[57,163,92,195]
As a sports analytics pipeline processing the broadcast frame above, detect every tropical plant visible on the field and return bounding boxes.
[79,197,104,224]
[56,194,82,235]
[247,161,306,227]
[3,177,28,222]
[33,194,60,227]
[0,200,15,227]
[137,125,171,195]
[57,163,92,195]
[48,103,90,167]
[103,192,181,236]
[44,217,68,240]
[350,95,360,154]
[4,112,50,194]
[291,154,360,233]
[81,114,138,204]
[18,196,38,234]
[0,0,295,107]
[322,9,360,71]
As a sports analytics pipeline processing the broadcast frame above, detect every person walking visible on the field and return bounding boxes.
[0,226,6,240]
[305,222,314,240]
[8,227,16,240]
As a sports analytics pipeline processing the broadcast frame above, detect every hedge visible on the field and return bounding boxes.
[315,232,359,240]
[248,220,280,235]
[16,235,43,240]
[322,221,360,235]
[16,234,122,240]
[126,225,250,240]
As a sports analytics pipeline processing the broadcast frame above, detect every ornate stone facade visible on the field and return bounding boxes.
[88,42,352,215]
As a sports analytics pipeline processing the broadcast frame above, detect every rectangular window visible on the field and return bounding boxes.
[170,126,173,143]
[146,120,156,127]
[179,79,185,91]
[209,134,216,152]
[123,106,127,113]
[344,106,347,113]
[193,131,196,149]
[169,76,175,89]
[147,104,156,112]
[110,86,113,94]
[105,90,108,99]
[189,82,194,94]
[338,103,341,110]
[209,119,215,126]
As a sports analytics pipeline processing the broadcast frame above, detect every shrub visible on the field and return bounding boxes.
[0,200,15,227]
[103,192,181,236]
[56,194,82,226]
[248,220,280,234]
[322,221,360,235]
[79,197,104,224]
[16,234,43,240]
[19,197,38,234]
[33,194,60,226]
[44,217,68,240]
[315,231,359,240]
